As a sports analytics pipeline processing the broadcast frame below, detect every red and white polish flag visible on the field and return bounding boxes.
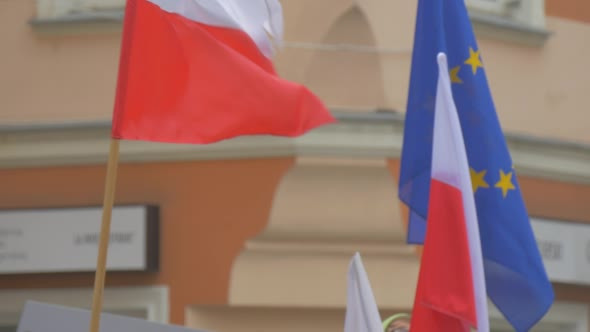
[409,53,489,332]
[111,0,334,144]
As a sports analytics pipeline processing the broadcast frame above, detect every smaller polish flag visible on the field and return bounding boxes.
[111,0,334,144]
[343,252,382,332]
[409,53,489,332]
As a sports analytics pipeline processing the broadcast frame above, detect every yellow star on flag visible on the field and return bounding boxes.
[470,168,489,193]
[450,66,463,84]
[464,47,483,74]
[495,170,516,198]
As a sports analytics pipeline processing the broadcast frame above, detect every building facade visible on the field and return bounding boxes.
[0,0,589,331]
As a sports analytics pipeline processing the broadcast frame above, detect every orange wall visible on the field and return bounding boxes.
[0,158,294,324]
[546,0,590,24]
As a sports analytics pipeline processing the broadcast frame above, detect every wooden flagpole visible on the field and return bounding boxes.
[89,138,120,332]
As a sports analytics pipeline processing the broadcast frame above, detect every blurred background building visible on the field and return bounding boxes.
[0,0,589,331]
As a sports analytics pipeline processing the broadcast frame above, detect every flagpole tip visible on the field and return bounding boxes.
[437,52,447,65]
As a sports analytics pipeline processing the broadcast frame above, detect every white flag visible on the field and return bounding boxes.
[344,252,382,332]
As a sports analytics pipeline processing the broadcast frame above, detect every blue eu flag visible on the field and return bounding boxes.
[399,0,554,330]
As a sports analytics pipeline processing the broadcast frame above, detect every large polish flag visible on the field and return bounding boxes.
[111,0,334,144]
[409,53,489,332]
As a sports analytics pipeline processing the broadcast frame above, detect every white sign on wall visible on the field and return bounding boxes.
[0,206,158,274]
[532,217,590,286]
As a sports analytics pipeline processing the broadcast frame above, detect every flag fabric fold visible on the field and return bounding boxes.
[399,0,554,330]
[410,53,488,332]
[344,252,382,332]
[111,0,334,144]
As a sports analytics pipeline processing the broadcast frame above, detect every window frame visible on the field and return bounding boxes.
[0,286,169,327]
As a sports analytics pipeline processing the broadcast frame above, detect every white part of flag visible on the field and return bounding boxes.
[147,0,283,58]
[344,252,383,332]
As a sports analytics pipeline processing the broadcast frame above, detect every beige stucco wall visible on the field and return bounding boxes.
[1,0,588,144]
[0,0,120,123]
[481,17,590,144]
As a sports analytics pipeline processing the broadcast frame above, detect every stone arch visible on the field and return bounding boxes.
[303,5,386,110]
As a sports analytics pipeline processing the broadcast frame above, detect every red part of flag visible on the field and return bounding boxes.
[410,179,477,332]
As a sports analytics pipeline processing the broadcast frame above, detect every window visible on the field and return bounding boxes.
[466,0,546,28]
[0,286,168,331]
[465,0,549,45]
[35,0,125,21]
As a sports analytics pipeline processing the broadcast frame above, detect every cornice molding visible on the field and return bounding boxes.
[0,112,402,168]
[470,11,552,47]
[1,111,589,184]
